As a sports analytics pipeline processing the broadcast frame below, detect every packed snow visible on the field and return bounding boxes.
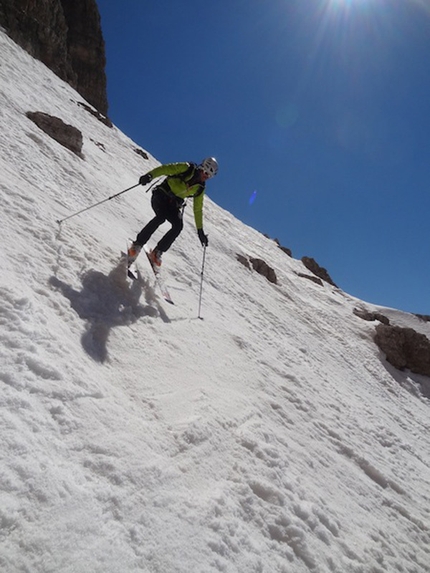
[1,30,430,573]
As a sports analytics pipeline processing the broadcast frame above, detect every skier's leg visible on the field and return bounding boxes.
[155,207,184,253]
[135,214,165,246]
[134,190,168,246]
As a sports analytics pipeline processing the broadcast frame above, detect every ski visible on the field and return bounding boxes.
[124,242,139,280]
[144,248,174,305]
[122,243,174,305]
[127,265,138,281]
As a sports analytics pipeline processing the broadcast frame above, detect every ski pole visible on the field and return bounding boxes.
[56,182,141,225]
[198,245,207,320]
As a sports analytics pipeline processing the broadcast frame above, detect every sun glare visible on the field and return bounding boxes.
[309,0,387,74]
[326,0,375,11]
[328,0,367,5]
[321,0,379,29]
[328,0,430,14]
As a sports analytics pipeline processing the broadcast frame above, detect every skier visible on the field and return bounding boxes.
[127,157,218,268]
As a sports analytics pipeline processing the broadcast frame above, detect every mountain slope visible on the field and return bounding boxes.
[1,30,430,573]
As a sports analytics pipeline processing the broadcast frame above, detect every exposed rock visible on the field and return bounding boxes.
[77,102,112,128]
[237,254,277,284]
[26,111,83,157]
[90,138,106,151]
[297,273,323,287]
[353,308,390,325]
[236,254,251,270]
[0,0,108,114]
[374,323,430,377]
[274,238,292,257]
[415,314,430,323]
[250,258,277,285]
[0,0,71,79]
[134,148,149,161]
[301,256,337,287]
[375,314,390,325]
[278,245,292,257]
[60,0,107,114]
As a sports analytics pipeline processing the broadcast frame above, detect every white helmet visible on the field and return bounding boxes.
[200,157,218,178]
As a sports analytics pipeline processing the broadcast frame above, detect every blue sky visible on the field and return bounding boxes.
[96,0,430,314]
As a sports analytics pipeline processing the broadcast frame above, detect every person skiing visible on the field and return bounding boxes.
[127,157,218,268]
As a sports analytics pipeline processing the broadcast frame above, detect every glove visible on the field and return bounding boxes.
[139,173,153,186]
[197,228,209,247]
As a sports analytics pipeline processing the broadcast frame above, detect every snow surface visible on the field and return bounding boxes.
[1,30,430,573]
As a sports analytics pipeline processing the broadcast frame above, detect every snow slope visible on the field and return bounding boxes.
[1,30,430,573]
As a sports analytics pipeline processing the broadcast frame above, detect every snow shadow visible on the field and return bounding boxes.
[50,262,168,362]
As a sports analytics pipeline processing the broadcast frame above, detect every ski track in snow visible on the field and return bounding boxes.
[1,31,430,573]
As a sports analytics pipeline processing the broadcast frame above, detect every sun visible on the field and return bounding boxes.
[310,0,385,68]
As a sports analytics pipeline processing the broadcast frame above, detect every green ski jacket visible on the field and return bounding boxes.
[148,162,205,230]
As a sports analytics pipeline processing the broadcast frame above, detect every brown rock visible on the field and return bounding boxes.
[415,314,430,322]
[301,256,337,287]
[134,148,149,160]
[250,258,277,285]
[77,102,112,128]
[0,0,108,114]
[26,111,83,157]
[236,254,251,270]
[353,308,390,325]
[374,324,430,377]
[60,0,107,114]
[273,238,292,257]
[297,273,323,287]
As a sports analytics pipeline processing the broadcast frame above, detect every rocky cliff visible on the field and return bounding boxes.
[0,0,107,115]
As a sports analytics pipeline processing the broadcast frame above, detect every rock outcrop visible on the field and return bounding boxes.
[353,307,390,325]
[26,111,83,157]
[237,254,278,285]
[250,258,277,285]
[0,0,108,114]
[274,238,292,258]
[297,273,323,287]
[301,256,337,288]
[374,324,430,377]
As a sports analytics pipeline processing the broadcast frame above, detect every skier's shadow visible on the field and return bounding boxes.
[49,261,169,363]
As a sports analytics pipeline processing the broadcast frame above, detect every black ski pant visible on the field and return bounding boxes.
[136,188,184,253]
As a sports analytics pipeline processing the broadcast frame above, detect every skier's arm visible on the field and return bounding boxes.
[193,191,204,230]
[193,190,208,245]
[139,162,191,185]
[194,193,208,246]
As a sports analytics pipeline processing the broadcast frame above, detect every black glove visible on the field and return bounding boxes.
[198,228,209,247]
[139,173,152,186]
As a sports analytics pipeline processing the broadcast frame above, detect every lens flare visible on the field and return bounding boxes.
[249,190,257,206]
